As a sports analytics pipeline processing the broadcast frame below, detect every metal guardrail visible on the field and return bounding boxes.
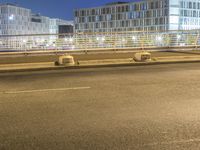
[0,29,200,56]
[0,46,199,57]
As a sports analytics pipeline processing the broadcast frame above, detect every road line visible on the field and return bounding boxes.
[4,86,91,94]
[145,138,200,146]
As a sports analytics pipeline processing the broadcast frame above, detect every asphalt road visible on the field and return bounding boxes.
[0,51,199,64]
[1,63,200,149]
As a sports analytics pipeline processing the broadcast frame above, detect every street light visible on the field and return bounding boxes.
[155,35,163,46]
[177,35,182,46]
[22,39,27,43]
[69,38,73,42]
[71,45,75,49]
[177,35,181,40]
[132,36,137,41]
[40,39,45,43]
[96,36,105,42]
[64,37,74,42]
[156,36,162,42]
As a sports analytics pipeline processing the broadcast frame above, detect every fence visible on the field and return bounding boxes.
[0,29,200,52]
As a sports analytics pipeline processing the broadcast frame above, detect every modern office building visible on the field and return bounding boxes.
[74,0,200,33]
[0,3,73,35]
[49,19,73,34]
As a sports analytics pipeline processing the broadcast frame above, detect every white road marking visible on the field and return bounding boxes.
[4,86,91,94]
[145,138,200,146]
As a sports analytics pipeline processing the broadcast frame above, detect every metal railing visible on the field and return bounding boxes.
[0,29,200,54]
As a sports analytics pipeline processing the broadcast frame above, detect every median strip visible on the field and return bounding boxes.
[1,53,200,73]
[3,86,91,94]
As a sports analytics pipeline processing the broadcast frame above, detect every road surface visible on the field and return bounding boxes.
[1,63,200,149]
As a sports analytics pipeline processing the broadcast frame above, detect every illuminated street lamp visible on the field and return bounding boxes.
[132,36,137,41]
[69,38,73,42]
[156,36,162,42]
[155,35,163,46]
[96,36,105,42]
[96,36,106,48]
[22,39,27,43]
[40,39,45,43]
[64,37,74,42]
[177,35,181,40]
[177,34,182,46]
[122,38,126,42]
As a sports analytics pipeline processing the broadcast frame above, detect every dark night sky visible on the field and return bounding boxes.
[0,0,138,20]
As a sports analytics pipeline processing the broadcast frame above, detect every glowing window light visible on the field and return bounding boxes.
[8,14,14,20]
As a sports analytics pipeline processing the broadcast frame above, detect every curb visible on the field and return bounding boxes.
[1,59,200,73]
[166,50,200,55]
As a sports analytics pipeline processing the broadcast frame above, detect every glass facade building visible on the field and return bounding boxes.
[74,0,200,33]
[0,3,73,35]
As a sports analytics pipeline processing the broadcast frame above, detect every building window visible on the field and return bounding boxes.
[107,14,111,21]
[193,2,196,9]
[198,3,200,9]
[150,2,154,9]
[95,16,99,21]
[31,18,41,23]
[193,11,197,17]
[130,4,134,11]
[184,10,188,17]
[92,16,95,22]
[111,14,115,20]
[125,5,129,12]
[106,8,111,14]
[189,2,192,9]
[109,22,113,28]
[99,15,103,21]
[135,4,140,11]
[180,1,184,8]
[155,1,159,9]
[91,9,95,15]
[95,23,99,28]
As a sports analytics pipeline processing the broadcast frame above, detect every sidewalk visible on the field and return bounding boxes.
[1,55,200,73]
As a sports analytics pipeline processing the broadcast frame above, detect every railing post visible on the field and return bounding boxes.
[195,31,200,50]
[141,33,144,51]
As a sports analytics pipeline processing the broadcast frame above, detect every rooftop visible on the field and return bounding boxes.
[0,3,18,6]
[105,1,129,6]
